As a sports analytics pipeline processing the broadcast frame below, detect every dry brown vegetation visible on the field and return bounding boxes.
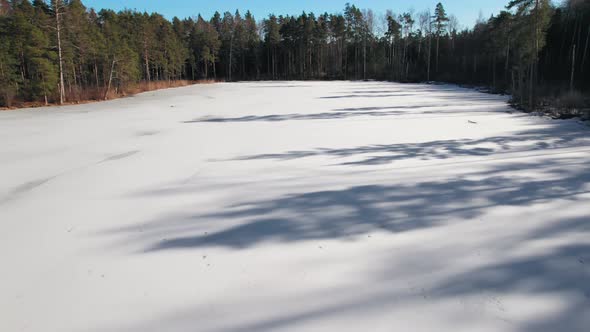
[535,90,590,119]
[0,80,217,111]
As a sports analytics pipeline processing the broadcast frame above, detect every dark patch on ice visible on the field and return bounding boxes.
[320,93,414,99]
[0,177,54,204]
[12,178,52,194]
[136,130,159,137]
[250,85,313,88]
[101,150,139,163]
[183,110,408,123]
[346,90,406,94]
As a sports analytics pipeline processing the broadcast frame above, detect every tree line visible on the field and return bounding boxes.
[0,0,589,111]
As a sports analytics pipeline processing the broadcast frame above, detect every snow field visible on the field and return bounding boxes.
[1,81,589,332]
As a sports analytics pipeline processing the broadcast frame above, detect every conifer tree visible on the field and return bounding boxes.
[0,0,588,109]
[433,3,449,74]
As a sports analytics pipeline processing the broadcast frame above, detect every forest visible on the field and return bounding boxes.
[0,0,589,114]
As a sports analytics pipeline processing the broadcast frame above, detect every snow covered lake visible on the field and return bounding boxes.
[1,81,589,332]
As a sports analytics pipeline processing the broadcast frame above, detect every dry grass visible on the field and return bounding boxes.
[0,80,218,110]
[123,80,205,95]
[537,90,590,119]
[555,90,587,110]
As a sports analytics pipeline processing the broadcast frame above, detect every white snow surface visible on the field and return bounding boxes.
[1,81,589,332]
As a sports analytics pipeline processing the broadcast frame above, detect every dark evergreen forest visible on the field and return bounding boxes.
[0,0,589,113]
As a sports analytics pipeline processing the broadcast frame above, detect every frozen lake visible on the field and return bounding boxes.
[1,81,589,332]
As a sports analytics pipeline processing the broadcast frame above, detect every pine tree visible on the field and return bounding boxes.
[264,15,280,79]
[243,11,259,78]
[385,15,401,79]
[329,14,346,77]
[0,0,587,110]
[49,0,66,104]
[433,3,449,75]
[0,12,20,106]
[221,11,235,81]
[507,0,552,109]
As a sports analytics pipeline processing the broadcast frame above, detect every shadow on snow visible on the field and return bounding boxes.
[98,117,590,332]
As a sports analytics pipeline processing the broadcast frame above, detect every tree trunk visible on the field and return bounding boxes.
[79,63,85,88]
[42,73,48,105]
[363,35,367,80]
[19,51,26,82]
[493,55,497,90]
[355,46,358,79]
[391,38,395,80]
[271,47,275,80]
[531,0,539,110]
[144,39,151,82]
[55,0,66,105]
[519,64,525,106]
[344,39,348,80]
[570,44,576,92]
[213,58,217,79]
[427,35,431,81]
[310,43,313,78]
[406,61,409,80]
[436,35,440,74]
[529,62,534,110]
[72,66,78,101]
[504,42,510,80]
[511,69,515,96]
[104,59,115,101]
[581,26,589,70]
[228,37,233,81]
[242,52,246,80]
[340,38,344,77]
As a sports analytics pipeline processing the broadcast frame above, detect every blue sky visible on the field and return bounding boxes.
[83,0,510,28]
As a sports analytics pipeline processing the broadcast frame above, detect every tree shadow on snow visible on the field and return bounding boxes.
[94,82,590,332]
[319,93,416,99]
[227,127,590,166]
[109,151,590,253]
[183,110,408,123]
[97,120,590,332]
[183,105,508,123]
[148,172,589,251]
[99,162,590,331]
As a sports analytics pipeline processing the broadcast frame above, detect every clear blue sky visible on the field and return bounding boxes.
[82,0,510,28]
